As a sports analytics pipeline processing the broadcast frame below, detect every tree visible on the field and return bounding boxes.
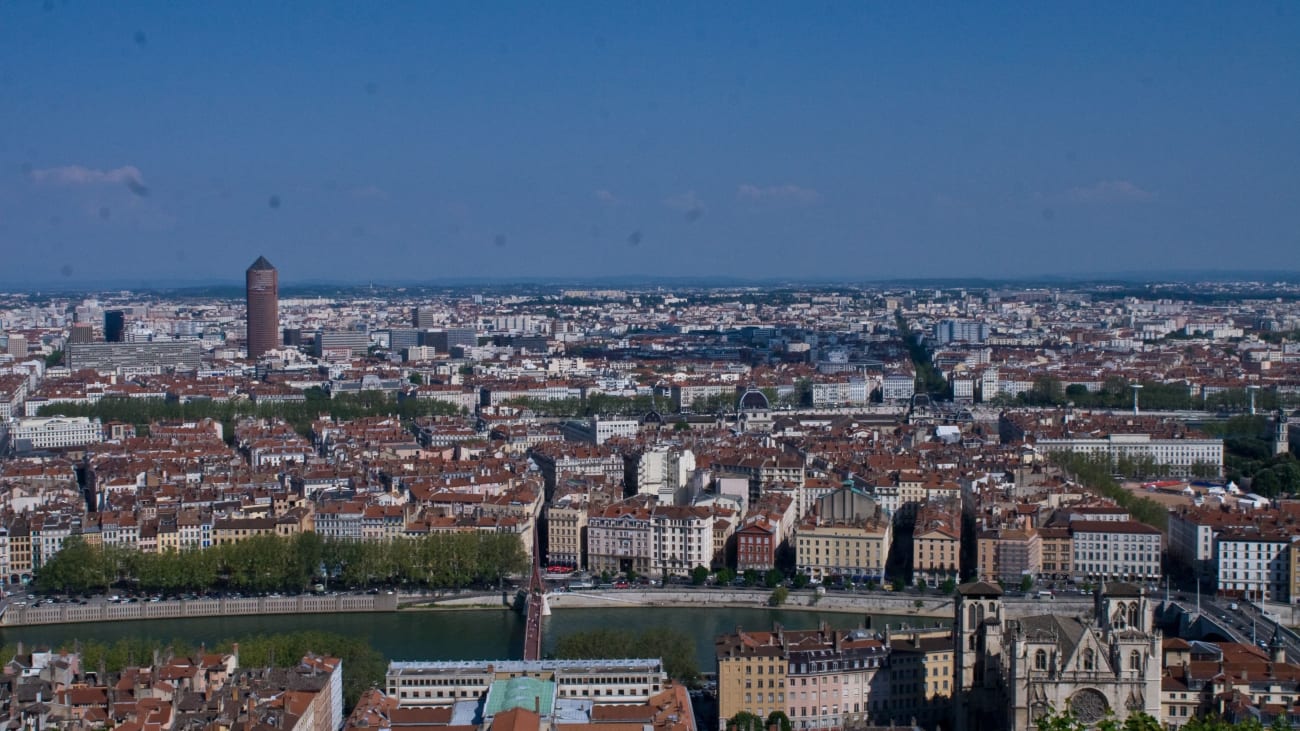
[727,712,765,731]
[766,711,793,731]
[715,567,735,585]
[408,373,423,385]
[1020,575,1035,593]
[691,565,710,586]
[791,573,810,590]
[1036,707,1167,731]
[764,569,784,588]
[940,578,957,594]
[45,350,63,367]
[769,586,789,607]
[556,627,699,685]
[743,569,760,587]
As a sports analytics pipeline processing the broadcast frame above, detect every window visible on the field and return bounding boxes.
[1130,650,1141,670]
[1035,649,1047,670]
[1083,649,1095,671]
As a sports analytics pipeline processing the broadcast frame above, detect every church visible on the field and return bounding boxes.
[953,580,1163,731]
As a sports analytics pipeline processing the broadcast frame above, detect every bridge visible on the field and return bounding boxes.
[522,531,548,661]
[1157,599,1290,650]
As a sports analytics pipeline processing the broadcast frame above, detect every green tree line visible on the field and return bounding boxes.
[1013,376,1300,413]
[37,391,461,443]
[35,532,527,596]
[2,630,383,710]
[1038,707,1287,731]
[1197,415,1300,496]
[896,315,950,399]
[552,627,699,685]
[1047,451,1169,529]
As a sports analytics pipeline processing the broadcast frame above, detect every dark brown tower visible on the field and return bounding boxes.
[245,256,279,359]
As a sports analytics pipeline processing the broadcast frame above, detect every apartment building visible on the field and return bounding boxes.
[1071,520,1162,582]
[736,515,779,572]
[546,492,589,569]
[1216,527,1294,602]
[795,517,892,582]
[883,628,955,729]
[912,501,960,585]
[7,416,103,452]
[715,623,889,731]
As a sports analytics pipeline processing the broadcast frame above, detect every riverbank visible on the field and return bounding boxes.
[419,588,1091,619]
[1,592,399,627]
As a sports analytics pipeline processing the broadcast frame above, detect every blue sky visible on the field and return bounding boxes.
[1,2,1297,285]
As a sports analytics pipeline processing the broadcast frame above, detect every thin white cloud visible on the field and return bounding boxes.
[30,165,145,186]
[736,183,820,205]
[593,189,619,205]
[1063,180,1155,204]
[663,191,705,211]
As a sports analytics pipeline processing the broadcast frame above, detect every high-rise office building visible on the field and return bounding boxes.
[421,328,478,355]
[245,256,279,359]
[104,310,125,342]
[412,307,438,329]
[68,324,94,344]
[66,341,203,373]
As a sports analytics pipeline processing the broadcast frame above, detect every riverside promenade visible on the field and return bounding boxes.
[1,592,400,627]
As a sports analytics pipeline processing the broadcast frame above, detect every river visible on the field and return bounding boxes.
[0,607,949,670]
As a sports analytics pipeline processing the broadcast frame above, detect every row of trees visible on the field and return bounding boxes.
[727,711,792,731]
[552,627,699,684]
[34,532,528,595]
[3,631,383,710]
[37,391,462,443]
[1047,451,1169,529]
[898,315,951,399]
[1009,376,1300,413]
[1037,708,1288,731]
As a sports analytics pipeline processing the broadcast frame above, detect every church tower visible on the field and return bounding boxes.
[1096,581,1152,634]
[955,581,1006,731]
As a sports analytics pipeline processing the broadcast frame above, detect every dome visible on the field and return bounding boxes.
[737,386,770,412]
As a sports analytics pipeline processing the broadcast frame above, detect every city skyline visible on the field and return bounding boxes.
[2,3,1298,284]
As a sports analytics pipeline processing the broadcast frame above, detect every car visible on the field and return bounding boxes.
[613,581,629,589]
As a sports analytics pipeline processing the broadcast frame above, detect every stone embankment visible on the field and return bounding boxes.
[429,587,1092,619]
[1,592,399,627]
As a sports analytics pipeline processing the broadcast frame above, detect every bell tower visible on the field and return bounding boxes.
[955,581,1006,731]
[1096,581,1151,633]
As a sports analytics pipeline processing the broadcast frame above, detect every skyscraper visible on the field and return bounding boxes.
[103,311,125,342]
[245,256,279,359]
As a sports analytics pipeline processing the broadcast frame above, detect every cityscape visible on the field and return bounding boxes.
[0,257,1299,731]
[3,2,1300,731]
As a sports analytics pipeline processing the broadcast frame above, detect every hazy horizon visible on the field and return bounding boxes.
[2,3,1297,284]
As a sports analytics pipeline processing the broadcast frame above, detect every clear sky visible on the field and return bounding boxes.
[1,2,1297,285]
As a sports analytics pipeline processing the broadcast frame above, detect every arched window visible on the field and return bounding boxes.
[1129,602,1140,627]
[1035,649,1048,670]
[1129,650,1141,670]
[977,604,986,624]
[1083,649,1095,671]
[968,605,978,628]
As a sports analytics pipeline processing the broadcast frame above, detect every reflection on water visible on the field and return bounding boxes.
[0,606,948,669]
